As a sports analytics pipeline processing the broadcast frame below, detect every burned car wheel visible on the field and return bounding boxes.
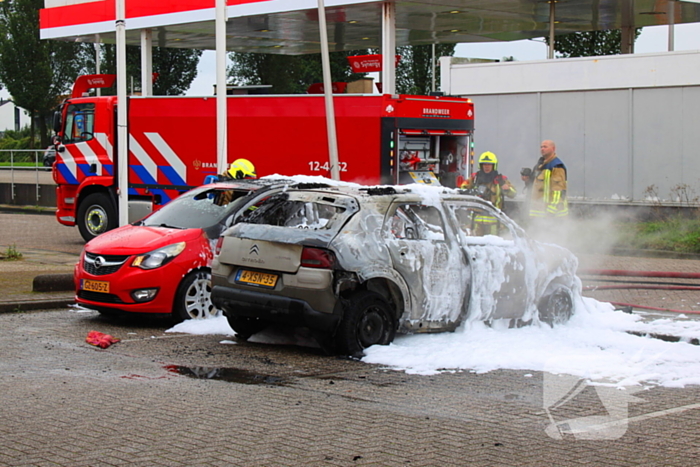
[225,315,268,341]
[335,291,396,357]
[538,284,573,326]
[173,270,218,322]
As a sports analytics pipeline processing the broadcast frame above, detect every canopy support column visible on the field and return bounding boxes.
[140,29,153,96]
[621,0,635,54]
[548,0,556,59]
[216,0,228,174]
[116,0,128,227]
[668,0,676,51]
[318,0,340,180]
[381,2,396,95]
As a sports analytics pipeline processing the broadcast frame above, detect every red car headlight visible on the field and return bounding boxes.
[132,242,186,270]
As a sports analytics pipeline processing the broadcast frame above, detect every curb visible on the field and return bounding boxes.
[0,273,75,314]
[0,297,75,314]
[33,273,74,292]
[0,204,56,215]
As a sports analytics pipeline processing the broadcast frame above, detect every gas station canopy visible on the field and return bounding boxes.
[41,0,700,55]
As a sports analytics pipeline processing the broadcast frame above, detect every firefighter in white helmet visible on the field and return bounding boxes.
[460,151,516,236]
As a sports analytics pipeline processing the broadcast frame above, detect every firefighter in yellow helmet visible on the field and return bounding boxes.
[460,151,516,236]
[204,158,258,185]
[225,158,257,180]
[207,159,258,206]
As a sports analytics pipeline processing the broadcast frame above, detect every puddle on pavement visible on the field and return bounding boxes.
[164,365,287,385]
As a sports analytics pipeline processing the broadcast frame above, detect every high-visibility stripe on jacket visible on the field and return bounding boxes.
[529,158,568,218]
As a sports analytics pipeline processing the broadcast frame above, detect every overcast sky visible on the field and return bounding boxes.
[185,22,700,96]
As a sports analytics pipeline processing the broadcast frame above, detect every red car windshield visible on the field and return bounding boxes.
[141,186,254,230]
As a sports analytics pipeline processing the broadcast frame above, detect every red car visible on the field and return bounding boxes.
[74,180,286,321]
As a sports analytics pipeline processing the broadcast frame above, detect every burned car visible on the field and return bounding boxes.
[211,185,580,355]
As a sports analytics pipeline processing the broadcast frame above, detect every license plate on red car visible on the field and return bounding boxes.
[81,279,110,293]
[236,270,278,288]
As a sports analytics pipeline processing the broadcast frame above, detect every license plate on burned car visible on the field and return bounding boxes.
[235,270,278,288]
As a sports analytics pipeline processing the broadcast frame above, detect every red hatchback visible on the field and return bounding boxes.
[74,180,284,321]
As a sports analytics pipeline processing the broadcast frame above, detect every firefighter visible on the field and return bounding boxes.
[207,159,257,206]
[203,158,257,185]
[525,140,568,221]
[461,151,516,236]
[220,158,257,181]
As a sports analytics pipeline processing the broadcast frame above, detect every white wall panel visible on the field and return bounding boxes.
[444,53,700,202]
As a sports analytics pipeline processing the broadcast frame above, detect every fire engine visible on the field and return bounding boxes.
[52,75,475,241]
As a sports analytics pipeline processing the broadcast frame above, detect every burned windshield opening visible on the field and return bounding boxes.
[243,192,349,230]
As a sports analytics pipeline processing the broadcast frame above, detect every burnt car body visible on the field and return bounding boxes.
[211,185,580,355]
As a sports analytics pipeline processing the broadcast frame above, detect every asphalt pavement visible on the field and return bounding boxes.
[0,209,80,313]
[2,208,700,466]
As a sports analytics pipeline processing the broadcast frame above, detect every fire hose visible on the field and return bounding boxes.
[578,269,700,314]
[579,269,700,279]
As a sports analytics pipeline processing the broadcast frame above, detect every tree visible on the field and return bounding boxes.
[395,44,456,95]
[547,29,642,58]
[0,0,88,147]
[228,50,369,93]
[90,44,202,95]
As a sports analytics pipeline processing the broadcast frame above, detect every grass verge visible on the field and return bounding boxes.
[614,216,700,254]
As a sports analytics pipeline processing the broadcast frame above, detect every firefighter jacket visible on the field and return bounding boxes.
[462,170,517,235]
[529,156,568,217]
[463,170,516,210]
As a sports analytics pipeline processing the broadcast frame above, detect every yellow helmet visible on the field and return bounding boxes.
[228,158,257,179]
[478,151,498,166]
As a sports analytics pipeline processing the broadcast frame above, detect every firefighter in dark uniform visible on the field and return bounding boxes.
[461,151,516,236]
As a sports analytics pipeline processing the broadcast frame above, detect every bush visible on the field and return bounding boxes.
[0,124,35,162]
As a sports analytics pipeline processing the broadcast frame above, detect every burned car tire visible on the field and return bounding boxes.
[77,192,117,242]
[225,315,268,341]
[335,290,396,357]
[538,284,574,326]
[173,270,218,322]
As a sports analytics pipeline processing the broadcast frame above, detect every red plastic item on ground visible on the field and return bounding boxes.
[86,331,120,349]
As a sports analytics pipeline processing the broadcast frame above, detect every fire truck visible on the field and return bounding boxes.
[52,75,475,241]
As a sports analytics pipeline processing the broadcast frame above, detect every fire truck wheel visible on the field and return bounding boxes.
[173,270,219,323]
[77,192,117,242]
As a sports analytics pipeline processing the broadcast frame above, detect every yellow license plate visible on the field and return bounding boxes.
[82,279,110,293]
[237,270,278,288]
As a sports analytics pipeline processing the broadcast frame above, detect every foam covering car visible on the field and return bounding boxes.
[211,184,581,356]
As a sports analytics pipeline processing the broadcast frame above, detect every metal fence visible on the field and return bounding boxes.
[0,149,53,206]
